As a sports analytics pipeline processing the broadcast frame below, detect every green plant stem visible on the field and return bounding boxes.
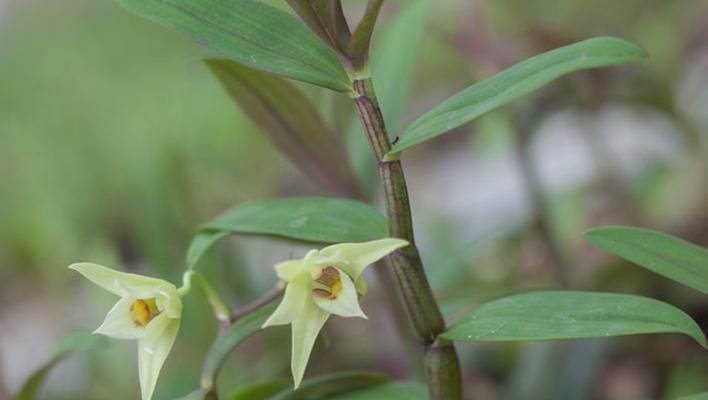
[351,77,462,400]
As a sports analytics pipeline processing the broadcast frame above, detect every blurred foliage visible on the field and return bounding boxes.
[1,0,707,399]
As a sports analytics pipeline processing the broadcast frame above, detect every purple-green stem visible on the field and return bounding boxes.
[351,77,462,400]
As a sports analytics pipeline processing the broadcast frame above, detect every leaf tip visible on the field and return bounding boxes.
[594,36,649,60]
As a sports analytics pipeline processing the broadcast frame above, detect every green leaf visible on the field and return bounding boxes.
[231,380,290,400]
[349,0,385,70]
[270,371,390,399]
[201,302,277,390]
[442,291,706,348]
[113,0,352,91]
[390,37,648,154]
[328,382,428,400]
[186,230,229,270]
[285,0,351,54]
[17,331,107,400]
[584,226,708,294]
[206,60,362,199]
[186,197,388,268]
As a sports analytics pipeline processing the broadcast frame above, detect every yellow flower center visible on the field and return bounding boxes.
[129,299,158,327]
[314,266,343,300]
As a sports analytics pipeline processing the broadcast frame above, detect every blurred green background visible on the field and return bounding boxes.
[1,0,707,399]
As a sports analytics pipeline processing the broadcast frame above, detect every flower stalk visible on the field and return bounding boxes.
[351,77,462,400]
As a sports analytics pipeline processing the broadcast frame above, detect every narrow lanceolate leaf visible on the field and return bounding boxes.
[113,0,352,91]
[17,331,106,400]
[186,197,387,270]
[270,371,389,399]
[328,382,428,400]
[584,226,708,294]
[201,302,277,390]
[349,0,385,70]
[442,291,706,348]
[286,0,351,54]
[207,60,363,199]
[390,37,648,154]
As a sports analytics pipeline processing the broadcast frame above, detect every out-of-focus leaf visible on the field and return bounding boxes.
[186,197,388,268]
[390,37,648,154]
[201,302,277,390]
[285,0,351,54]
[231,380,290,400]
[206,60,362,199]
[584,226,708,294]
[349,0,385,70]
[271,371,389,399]
[372,0,428,134]
[113,0,351,91]
[328,381,427,400]
[347,0,429,192]
[17,331,107,400]
[442,291,707,347]
[679,391,708,400]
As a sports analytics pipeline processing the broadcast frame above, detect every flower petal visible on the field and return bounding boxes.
[290,300,329,389]
[312,269,367,319]
[69,263,171,298]
[143,313,173,348]
[138,318,180,400]
[262,281,307,327]
[274,259,306,282]
[318,238,409,279]
[152,284,182,319]
[94,297,145,339]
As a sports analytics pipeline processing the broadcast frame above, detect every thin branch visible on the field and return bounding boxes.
[230,282,285,323]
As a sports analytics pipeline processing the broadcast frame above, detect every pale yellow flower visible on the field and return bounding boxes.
[262,238,409,388]
[69,263,183,400]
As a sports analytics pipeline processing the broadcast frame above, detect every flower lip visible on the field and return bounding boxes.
[130,299,160,327]
[313,266,344,299]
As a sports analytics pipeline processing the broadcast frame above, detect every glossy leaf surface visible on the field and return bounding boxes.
[442,291,706,347]
[186,197,387,268]
[114,0,351,91]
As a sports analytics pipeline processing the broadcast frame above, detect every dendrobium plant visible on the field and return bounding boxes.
[69,263,187,400]
[262,238,409,387]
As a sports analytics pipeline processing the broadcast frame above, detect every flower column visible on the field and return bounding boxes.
[351,77,462,400]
